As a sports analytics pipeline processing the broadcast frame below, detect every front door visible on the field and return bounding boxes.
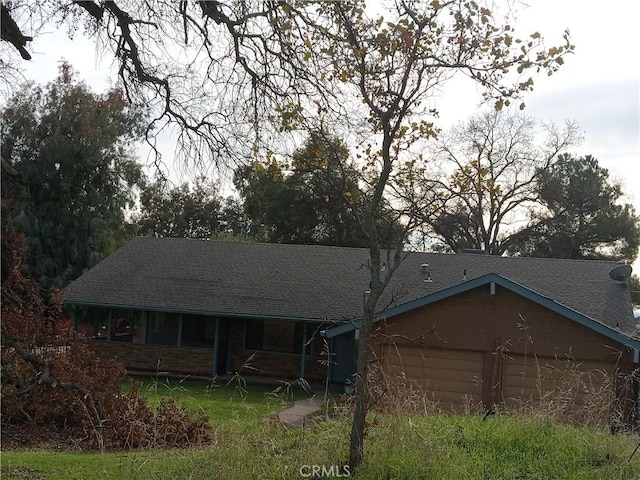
[331,332,355,383]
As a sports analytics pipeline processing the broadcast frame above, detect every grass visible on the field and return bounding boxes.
[123,375,300,429]
[2,377,640,479]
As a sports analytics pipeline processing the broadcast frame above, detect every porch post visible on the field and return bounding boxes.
[106,309,113,341]
[177,314,183,347]
[140,311,147,344]
[212,317,220,377]
[300,325,307,379]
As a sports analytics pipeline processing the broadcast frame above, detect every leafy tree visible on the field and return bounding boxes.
[405,109,579,254]
[286,4,573,469]
[234,159,319,244]
[234,130,396,247]
[508,154,640,261]
[1,63,145,289]
[135,175,225,239]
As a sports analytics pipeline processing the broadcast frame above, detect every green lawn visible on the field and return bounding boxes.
[124,375,303,430]
[2,378,640,479]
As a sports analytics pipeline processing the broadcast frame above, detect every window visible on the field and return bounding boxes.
[110,309,142,343]
[74,307,110,340]
[74,307,144,342]
[245,319,264,350]
[146,312,180,346]
[245,319,306,354]
[182,314,216,347]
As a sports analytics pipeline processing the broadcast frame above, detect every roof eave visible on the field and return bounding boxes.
[63,300,332,324]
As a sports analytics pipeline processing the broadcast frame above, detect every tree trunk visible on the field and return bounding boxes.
[348,294,376,470]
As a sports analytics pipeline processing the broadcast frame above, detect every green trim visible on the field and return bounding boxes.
[300,327,307,379]
[63,300,328,324]
[323,273,640,350]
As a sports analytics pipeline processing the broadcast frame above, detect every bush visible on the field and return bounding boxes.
[1,231,212,451]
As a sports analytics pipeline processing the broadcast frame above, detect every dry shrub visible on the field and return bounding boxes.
[335,354,633,430]
[2,336,213,451]
[366,362,444,416]
[1,232,212,451]
[501,357,633,428]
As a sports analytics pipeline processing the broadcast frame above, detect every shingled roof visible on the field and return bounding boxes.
[64,237,637,337]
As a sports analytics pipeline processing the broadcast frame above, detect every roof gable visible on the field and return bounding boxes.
[324,273,640,350]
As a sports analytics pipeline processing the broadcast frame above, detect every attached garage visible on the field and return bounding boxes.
[382,344,484,411]
[330,273,640,420]
[502,354,616,408]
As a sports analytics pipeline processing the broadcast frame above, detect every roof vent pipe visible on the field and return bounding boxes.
[463,269,467,281]
[421,263,433,283]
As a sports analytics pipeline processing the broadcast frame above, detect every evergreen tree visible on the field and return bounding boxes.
[1,63,145,288]
[509,154,640,261]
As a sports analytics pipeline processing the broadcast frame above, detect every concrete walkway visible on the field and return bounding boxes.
[277,396,327,426]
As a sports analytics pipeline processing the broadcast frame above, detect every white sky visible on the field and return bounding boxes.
[5,0,640,271]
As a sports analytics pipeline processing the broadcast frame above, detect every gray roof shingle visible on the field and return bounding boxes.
[64,237,636,334]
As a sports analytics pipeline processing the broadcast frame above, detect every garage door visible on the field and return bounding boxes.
[503,355,614,407]
[383,345,484,411]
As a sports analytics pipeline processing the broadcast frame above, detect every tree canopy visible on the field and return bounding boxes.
[508,153,640,261]
[403,109,580,254]
[1,63,145,288]
[134,175,245,239]
[234,130,402,247]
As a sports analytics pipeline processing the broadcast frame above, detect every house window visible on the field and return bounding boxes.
[245,319,306,354]
[146,312,180,346]
[182,314,216,347]
[245,319,264,350]
[74,307,110,340]
[110,309,142,343]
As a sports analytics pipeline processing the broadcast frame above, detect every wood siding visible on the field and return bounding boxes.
[382,344,484,410]
[372,284,636,415]
[503,355,614,406]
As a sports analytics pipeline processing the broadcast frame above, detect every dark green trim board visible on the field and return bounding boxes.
[323,273,640,351]
[64,300,331,325]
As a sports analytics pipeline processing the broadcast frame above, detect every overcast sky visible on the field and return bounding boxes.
[6,0,640,271]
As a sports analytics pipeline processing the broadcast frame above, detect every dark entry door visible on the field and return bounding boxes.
[331,332,355,383]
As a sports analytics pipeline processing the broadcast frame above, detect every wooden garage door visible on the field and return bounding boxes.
[503,355,615,407]
[383,345,484,411]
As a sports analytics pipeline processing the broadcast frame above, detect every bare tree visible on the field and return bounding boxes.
[400,109,580,254]
[291,3,574,469]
